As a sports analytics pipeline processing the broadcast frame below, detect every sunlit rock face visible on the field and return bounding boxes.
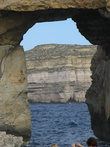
[25,44,96,103]
[0,45,31,141]
[1,0,110,143]
[0,0,106,11]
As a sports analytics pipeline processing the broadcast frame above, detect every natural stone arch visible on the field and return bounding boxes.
[1,0,110,143]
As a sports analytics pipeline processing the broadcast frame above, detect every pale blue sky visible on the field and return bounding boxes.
[20,18,91,51]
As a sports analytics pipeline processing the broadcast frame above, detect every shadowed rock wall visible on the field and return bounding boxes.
[71,8,110,141]
[86,46,110,141]
[1,0,110,143]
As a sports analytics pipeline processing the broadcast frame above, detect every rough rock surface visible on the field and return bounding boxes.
[25,44,96,103]
[1,0,110,143]
[0,131,23,147]
[0,0,106,11]
[86,46,110,141]
[0,45,31,141]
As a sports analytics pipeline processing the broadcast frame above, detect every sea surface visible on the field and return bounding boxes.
[23,103,110,147]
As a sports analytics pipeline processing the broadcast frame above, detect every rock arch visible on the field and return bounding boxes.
[0,0,110,142]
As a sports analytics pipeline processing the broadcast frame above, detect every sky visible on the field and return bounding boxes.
[20,18,91,51]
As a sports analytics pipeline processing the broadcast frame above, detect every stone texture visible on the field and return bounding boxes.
[0,131,23,147]
[86,45,110,141]
[25,44,96,103]
[72,9,110,46]
[0,0,106,11]
[0,45,31,141]
[1,0,110,143]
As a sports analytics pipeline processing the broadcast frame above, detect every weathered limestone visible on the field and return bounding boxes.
[1,0,110,143]
[25,44,96,103]
[0,45,31,141]
[86,46,110,141]
[0,0,106,11]
[0,131,23,147]
[71,7,110,141]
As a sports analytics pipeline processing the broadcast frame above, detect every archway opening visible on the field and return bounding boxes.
[20,18,96,147]
[20,18,91,51]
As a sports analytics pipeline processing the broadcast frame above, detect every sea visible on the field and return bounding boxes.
[22,103,110,147]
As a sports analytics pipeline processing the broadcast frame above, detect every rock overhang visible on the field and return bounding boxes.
[0,0,107,11]
[0,7,110,47]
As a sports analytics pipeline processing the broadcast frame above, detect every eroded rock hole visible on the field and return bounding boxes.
[20,19,96,146]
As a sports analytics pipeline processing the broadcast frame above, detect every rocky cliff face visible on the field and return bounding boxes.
[25,44,96,103]
[1,0,110,143]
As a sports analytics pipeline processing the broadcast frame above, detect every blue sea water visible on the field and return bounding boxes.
[24,103,110,147]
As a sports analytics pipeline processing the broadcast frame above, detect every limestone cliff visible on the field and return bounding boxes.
[25,44,96,103]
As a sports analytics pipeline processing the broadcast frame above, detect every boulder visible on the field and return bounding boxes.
[0,131,23,147]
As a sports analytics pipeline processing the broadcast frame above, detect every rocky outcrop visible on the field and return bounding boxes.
[1,0,110,143]
[0,132,23,147]
[25,44,96,103]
